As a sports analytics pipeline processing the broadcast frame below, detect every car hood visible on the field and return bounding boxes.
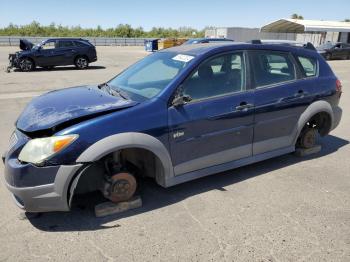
[20,39,34,51]
[16,85,138,133]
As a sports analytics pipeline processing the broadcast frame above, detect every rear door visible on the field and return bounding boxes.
[332,43,346,59]
[55,40,77,65]
[343,43,350,59]
[168,51,255,175]
[249,50,315,155]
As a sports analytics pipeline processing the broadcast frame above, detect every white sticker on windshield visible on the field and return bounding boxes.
[172,54,194,63]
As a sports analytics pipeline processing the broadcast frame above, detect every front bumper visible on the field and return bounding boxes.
[4,158,83,212]
[8,53,19,69]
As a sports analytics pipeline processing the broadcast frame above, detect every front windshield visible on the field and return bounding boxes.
[108,52,194,99]
[317,42,334,50]
[33,41,45,50]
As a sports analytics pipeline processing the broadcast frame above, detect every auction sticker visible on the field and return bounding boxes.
[172,54,194,63]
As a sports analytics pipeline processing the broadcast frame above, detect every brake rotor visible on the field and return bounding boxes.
[106,172,137,203]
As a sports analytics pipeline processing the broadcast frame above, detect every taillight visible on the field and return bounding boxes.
[336,79,342,93]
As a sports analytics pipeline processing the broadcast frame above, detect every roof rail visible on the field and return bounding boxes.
[249,39,316,51]
[251,39,262,44]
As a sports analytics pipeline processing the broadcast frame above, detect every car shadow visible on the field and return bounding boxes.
[26,134,349,232]
[13,66,106,72]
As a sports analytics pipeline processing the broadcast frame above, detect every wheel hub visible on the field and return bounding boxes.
[105,172,137,203]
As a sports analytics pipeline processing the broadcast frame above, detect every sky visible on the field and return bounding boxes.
[1,0,350,30]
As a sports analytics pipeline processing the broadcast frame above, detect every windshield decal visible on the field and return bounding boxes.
[172,54,194,63]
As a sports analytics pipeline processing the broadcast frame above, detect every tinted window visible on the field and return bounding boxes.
[297,56,318,77]
[182,52,245,101]
[250,51,295,88]
[58,41,74,48]
[75,41,90,47]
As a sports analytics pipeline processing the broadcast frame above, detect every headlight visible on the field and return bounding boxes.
[18,134,78,165]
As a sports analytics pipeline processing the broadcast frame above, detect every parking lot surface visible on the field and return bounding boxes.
[0,46,349,261]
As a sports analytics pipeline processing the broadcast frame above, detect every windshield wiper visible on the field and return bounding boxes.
[113,87,129,100]
[98,82,129,100]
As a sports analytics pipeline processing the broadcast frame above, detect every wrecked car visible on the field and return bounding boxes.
[317,42,350,60]
[2,41,342,212]
[7,38,97,72]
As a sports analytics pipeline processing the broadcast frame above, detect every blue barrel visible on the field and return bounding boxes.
[144,39,159,52]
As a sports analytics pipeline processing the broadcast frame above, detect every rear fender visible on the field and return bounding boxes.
[293,100,333,144]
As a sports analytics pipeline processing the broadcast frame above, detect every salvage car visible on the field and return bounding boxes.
[317,42,350,60]
[7,38,97,72]
[2,41,342,212]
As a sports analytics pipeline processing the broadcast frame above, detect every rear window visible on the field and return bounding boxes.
[297,56,318,77]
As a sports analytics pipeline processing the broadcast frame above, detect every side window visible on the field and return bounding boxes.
[297,56,318,77]
[250,51,295,88]
[75,41,89,47]
[58,41,74,48]
[182,52,245,101]
[41,41,57,49]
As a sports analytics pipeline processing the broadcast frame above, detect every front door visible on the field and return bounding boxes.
[168,51,255,175]
[35,40,60,66]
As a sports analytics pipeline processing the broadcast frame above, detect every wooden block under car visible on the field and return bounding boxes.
[95,196,142,218]
[294,145,321,157]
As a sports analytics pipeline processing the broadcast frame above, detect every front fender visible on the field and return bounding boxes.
[76,132,174,187]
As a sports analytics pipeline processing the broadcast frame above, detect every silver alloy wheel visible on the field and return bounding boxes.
[20,58,33,71]
[76,57,88,69]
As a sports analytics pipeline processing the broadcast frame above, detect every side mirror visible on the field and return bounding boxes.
[172,94,192,107]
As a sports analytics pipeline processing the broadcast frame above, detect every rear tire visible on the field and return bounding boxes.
[74,56,89,69]
[298,127,318,149]
[19,58,34,72]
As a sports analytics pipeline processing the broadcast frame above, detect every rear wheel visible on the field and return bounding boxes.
[19,58,34,72]
[298,127,318,149]
[74,56,89,69]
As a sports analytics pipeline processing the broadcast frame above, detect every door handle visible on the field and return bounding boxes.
[294,90,309,98]
[235,102,254,111]
[281,90,308,102]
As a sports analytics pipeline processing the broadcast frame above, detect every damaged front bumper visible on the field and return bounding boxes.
[7,53,19,72]
[4,157,83,212]
[2,130,84,212]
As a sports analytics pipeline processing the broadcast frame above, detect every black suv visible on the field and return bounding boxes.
[317,42,350,60]
[8,38,97,71]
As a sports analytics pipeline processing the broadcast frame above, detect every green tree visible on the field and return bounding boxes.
[291,14,304,19]
[0,21,206,38]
